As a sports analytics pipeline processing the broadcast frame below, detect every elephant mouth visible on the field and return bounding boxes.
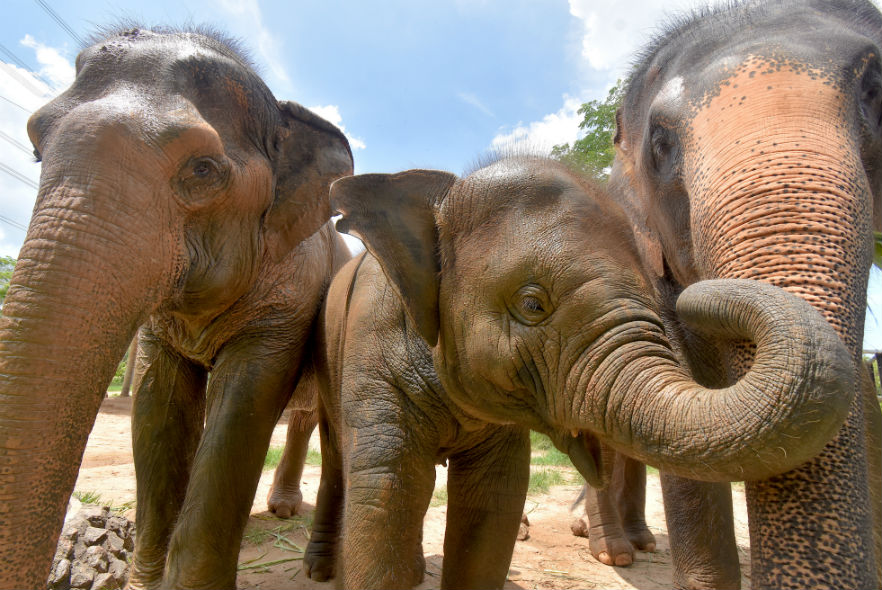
[550,429,607,489]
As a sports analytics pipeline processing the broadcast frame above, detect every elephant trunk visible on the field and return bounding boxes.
[579,279,853,482]
[0,182,175,587]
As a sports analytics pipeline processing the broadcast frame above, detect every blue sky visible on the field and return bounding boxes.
[1,0,881,349]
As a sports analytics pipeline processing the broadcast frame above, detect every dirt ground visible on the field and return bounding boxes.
[74,396,752,589]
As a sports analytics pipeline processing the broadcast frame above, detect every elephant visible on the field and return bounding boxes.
[607,1,882,587]
[301,155,854,589]
[0,26,352,589]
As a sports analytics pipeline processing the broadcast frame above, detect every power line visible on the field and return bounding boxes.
[0,94,34,114]
[0,214,28,233]
[0,129,33,156]
[0,42,53,90]
[0,161,39,190]
[33,0,85,47]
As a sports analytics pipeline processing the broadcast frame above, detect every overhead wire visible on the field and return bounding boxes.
[32,0,85,47]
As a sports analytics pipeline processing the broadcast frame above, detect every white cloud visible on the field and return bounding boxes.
[308,104,366,151]
[568,0,702,74]
[490,94,583,154]
[20,35,75,90]
[457,92,494,118]
[218,0,291,92]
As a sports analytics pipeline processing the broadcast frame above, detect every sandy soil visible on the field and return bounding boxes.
[74,396,752,589]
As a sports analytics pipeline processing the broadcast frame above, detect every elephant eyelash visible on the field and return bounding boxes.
[32,148,42,163]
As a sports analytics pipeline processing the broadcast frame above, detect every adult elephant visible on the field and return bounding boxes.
[0,26,352,589]
[609,1,882,587]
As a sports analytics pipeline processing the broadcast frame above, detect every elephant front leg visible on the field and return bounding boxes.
[614,454,656,554]
[571,446,643,566]
[661,473,741,589]
[340,423,437,589]
[267,371,318,518]
[162,342,302,589]
[442,426,530,589]
[129,332,207,590]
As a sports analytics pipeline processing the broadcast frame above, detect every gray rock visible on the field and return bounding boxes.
[55,537,76,561]
[80,506,111,527]
[105,517,127,538]
[89,572,121,590]
[83,546,109,574]
[47,558,71,590]
[83,527,107,546]
[107,559,128,586]
[69,563,94,589]
[104,531,125,557]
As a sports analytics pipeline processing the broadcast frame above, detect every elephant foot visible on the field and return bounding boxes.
[267,484,303,518]
[304,541,336,582]
[518,512,530,541]
[570,516,635,567]
[127,555,165,590]
[623,523,656,552]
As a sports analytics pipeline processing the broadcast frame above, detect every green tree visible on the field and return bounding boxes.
[551,80,624,181]
[0,256,15,309]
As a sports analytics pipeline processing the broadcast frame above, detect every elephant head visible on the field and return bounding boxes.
[0,27,351,587]
[609,1,882,586]
[330,157,853,489]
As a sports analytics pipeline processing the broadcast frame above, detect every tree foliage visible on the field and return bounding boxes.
[551,80,624,181]
[0,256,15,309]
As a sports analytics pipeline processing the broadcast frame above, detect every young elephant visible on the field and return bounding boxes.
[303,156,854,589]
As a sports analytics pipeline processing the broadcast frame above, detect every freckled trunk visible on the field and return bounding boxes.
[685,72,876,588]
[0,182,174,587]
[571,279,853,482]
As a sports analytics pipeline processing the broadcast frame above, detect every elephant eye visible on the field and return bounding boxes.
[649,124,680,176]
[175,156,230,205]
[509,284,554,325]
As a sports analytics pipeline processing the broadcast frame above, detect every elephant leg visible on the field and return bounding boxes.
[614,455,656,553]
[129,331,207,590]
[267,369,318,518]
[303,408,342,582]
[442,426,530,589]
[162,340,302,589]
[340,420,436,589]
[661,473,741,590]
[571,446,636,566]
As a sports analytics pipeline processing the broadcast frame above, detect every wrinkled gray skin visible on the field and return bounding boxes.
[610,1,882,587]
[0,27,351,589]
[301,157,854,590]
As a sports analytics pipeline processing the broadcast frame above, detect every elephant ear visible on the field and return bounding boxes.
[613,107,665,280]
[331,170,458,346]
[264,101,354,261]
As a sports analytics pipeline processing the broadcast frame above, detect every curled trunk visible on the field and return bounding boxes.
[586,279,853,482]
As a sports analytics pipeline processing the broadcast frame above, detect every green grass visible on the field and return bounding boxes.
[72,491,134,514]
[528,468,572,494]
[264,447,284,471]
[529,430,554,451]
[305,448,322,466]
[264,446,322,471]
[73,490,102,504]
[431,485,448,507]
